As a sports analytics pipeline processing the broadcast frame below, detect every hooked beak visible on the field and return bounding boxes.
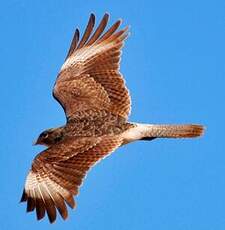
[32,139,39,146]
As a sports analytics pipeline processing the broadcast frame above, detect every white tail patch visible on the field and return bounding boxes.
[121,123,153,144]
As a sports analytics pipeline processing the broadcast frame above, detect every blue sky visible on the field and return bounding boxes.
[1,0,225,229]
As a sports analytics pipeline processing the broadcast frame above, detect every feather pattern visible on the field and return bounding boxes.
[20,13,204,224]
[53,13,131,120]
[21,136,122,223]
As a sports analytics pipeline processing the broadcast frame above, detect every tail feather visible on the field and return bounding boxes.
[122,123,204,144]
[142,124,204,138]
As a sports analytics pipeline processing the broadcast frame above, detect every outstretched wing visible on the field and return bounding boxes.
[53,13,131,120]
[21,136,122,223]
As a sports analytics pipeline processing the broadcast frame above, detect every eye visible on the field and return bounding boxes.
[41,132,48,138]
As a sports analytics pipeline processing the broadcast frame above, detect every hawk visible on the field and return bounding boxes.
[21,13,204,223]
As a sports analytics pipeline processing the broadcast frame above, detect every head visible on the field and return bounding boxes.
[33,127,64,147]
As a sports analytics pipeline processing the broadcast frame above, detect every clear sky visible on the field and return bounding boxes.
[1,0,225,229]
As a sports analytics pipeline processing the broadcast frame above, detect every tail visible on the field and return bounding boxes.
[122,123,204,144]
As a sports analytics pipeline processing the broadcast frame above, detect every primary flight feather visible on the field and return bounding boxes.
[21,13,204,223]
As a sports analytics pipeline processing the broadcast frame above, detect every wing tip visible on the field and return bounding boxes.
[48,215,57,224]
[89,13,95,23]
[20,189,27,202]
[104,12,110,20]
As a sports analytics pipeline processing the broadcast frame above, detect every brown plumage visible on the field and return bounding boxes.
[21,13,204,223]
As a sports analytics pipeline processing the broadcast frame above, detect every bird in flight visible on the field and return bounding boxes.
[21,13,204,223]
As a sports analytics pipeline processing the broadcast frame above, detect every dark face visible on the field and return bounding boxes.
[34,128,63,147]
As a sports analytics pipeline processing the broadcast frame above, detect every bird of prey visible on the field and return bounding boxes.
[21,13,204,223]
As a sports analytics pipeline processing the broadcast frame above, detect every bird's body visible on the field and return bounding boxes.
[64,110,132,138]
[21,13,204,223]
[36,110,133,147]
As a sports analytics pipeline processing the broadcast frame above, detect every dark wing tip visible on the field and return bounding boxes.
[75,28,80,37]
[88,13,96,27]
[90,12,95,20]
[20,189,27,202]
[36,198,46,221]
[97,19,122,43]
[65,195,76,209]
[103,12,110,19]
[59,208,68,221]
[65,13,127,59]
[26,197,36,212]
[65,28,80,60]
[49,216,57,224]
[77,13,96,49]
[86,13,110,46]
